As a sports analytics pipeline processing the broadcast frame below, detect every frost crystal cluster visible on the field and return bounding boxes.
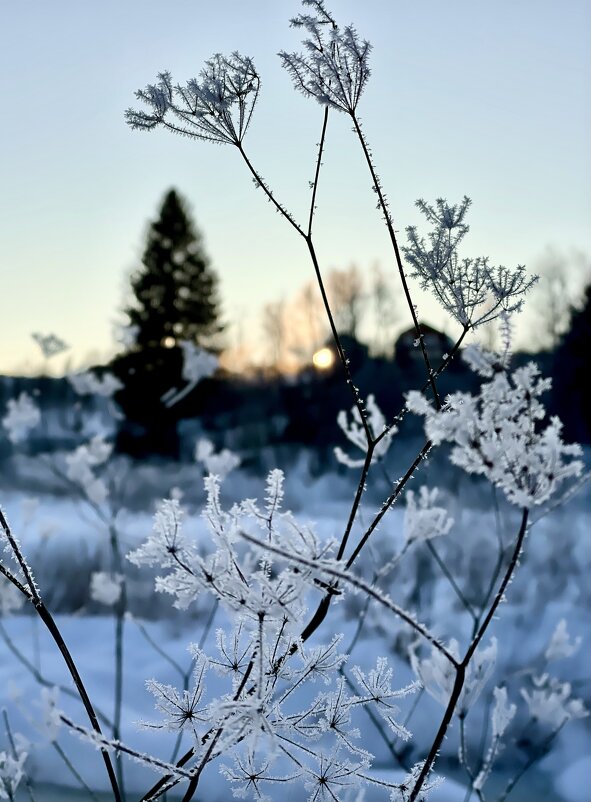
[127,471,421,800]
[195,438,241,479]
[407,346,583,506]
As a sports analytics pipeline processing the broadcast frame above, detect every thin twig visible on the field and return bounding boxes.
[0,513,121,801]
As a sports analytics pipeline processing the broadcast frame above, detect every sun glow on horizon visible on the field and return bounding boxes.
[312,347,335,370]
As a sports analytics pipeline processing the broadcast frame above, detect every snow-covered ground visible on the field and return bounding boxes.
[1,458,589,802]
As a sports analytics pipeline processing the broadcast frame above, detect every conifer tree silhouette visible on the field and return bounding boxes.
[112,189,222,456]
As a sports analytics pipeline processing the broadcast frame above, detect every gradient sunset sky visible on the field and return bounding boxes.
[1,0,590,374]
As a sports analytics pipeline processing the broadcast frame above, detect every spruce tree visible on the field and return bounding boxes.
[112,189,222,456]
[127,189,221,348]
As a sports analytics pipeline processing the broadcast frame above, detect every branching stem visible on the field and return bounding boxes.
[408,508,529,802]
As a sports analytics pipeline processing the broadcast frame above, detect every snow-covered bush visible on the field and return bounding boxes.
[0,2,588,801]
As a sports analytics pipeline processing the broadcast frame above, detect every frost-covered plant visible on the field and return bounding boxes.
[279,1,371,114]
[410,637,497,713]
[0,743,27,800]
[161,342,219,408]
[456,617,588,801]
[1,393,41,444]
[402,487,453,546]
[119,474,429,800]
[90,571,124,606]
[0,2,587,801]
[195,438,241,479]
[64,434,112,506]
[335,394,396,468]
[126,53,260,145]
[68,370,123,398]
[544,618,582,661]
[402,198,537,329]
[407,345,583,507]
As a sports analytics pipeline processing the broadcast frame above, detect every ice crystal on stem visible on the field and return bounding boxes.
[128,498,192,569]
[352,658,419,741]
[221,750,299,801]
[303,749,366,802]
[490,685,516,739]
[144,654,208,739]
[390,761,442,802]
[0,745,27,800]
[472,685,517,791]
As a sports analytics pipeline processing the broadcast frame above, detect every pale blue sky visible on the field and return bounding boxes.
[1,0,590,373]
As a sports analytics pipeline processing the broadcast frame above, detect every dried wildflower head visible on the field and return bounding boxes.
[126,52,260,146]
[402,197,538,329]
[31,332,69,359]
[279,1,371,114]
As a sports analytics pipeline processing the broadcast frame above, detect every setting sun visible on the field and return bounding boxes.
[312,347,335,370]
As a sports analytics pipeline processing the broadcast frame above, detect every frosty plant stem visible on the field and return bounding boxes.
[236,125,373,444]
[241,530,459,666]
[409,508,530,802]
[0,3,583,801]
[37,452,129,797]
[350,114,441,409]
[108,520,128,799]
[0,508,122,802]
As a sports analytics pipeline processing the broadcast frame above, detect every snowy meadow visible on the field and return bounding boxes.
[1,2,590,801]
[0,454,589,802]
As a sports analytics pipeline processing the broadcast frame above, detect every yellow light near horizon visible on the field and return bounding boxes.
[312,347,335,370]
